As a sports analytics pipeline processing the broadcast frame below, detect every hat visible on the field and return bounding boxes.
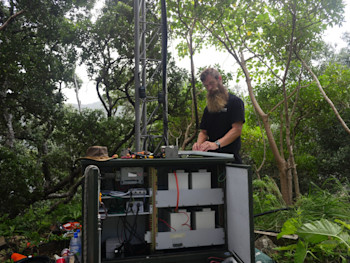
[82,146,116,161]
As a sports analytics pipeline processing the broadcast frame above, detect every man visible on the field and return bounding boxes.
[192,68,245,163]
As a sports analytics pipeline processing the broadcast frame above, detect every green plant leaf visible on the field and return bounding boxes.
[337,232,350,246]
[297,219,342,244]
[274,244,297,251]
[278,218,299,239]
[335,219,350,231]
[294,240,307,263]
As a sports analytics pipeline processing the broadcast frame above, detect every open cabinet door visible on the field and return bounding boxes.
[82,165,101,263]
[226,164,255,263]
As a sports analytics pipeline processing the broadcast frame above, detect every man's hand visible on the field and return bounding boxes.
[193,130,209,151]
[192,142,201,151]
[198,141,218,152]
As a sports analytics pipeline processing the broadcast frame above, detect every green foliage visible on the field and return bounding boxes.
[253,176,292,231]
[276,218,350,262]
[294,180,350,222]
[253,175,350,262]
[0,198,80,254]
[258,177,350,262]
[1,1,350,262]
[167,0,207,58]
[0,145,42,217]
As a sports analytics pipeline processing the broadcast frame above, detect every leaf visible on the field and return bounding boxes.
[277,218,299,239]
[274,244,297,251]
[297,219,342,244]
[335,219,350,231]
[337,232,350,246]
[294,240,307,263]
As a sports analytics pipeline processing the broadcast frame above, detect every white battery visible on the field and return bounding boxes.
[191,169,211,189]
[194,208,215,229]
[168,170,188,190]
[170,209,191,232]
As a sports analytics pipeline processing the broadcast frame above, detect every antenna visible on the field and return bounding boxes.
[134,0,168,152]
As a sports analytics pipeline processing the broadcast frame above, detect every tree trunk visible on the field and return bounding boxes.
[3,110,15,148]
[74,73,81,113]
[189,28,199,130]
[0,89,15,148]
[240,56,292,205]
[290,154,300,198]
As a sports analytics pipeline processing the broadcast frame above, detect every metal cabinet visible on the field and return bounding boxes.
[81,157,254,263]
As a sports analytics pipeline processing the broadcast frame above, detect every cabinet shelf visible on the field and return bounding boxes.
[145,228,225,250]
[156,188,224,208]
[100,211,151,219]
[101,194,150,200]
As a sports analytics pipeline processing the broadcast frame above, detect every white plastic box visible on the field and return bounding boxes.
[194,208,215,229]
[168,170,188,190]
[191,169,211,189]
[170,209,191,232]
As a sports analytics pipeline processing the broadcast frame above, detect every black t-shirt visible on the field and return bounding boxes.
[200,93,245,160]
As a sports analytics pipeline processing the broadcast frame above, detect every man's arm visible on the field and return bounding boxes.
[198,121,243,152]
[192,130,208,150]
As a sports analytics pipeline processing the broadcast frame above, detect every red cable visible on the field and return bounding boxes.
[208,257,225,261]
[159,218,176,231]
[178,211,189,224]
[173,171,192,230]
[178,211,192,230]
[174,171,179,212]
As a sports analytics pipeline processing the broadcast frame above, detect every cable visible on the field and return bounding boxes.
[178,211,192,230]
[208,256,225,262]
[121,205,144,243]
[101,201,108,219]
[253,207,291,217]
[174,171,179,212]
[218,172,226,182]
[109,190,131,197]
[159,218,176,232]
[128,205,140,243]
[99,192,108,219]
[173,171,192,230]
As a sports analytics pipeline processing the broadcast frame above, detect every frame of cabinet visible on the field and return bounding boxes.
[81,157,254,263]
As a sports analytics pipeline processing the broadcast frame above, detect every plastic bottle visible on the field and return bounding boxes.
[69,232,81,262]
[61,248,69,262]
[76,228,82,238]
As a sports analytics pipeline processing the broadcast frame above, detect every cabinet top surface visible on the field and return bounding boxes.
[80,156,245,168]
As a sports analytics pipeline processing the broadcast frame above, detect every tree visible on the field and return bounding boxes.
[167,0,209,149]
[0,0,94,216]
[195,0,345,204]
[79,0,136,118]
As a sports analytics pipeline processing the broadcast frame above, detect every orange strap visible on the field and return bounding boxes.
[11,253,27,262]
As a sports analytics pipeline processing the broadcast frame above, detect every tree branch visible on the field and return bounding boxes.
[0,10,25,31]
[297,53,350,136]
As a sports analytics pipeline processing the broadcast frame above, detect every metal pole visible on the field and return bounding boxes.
[134,0,141,151]
[161,0,168,146]
[141,0,147,151]
[83,165,101,263]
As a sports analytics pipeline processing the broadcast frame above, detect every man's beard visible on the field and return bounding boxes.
[206,85,229,113]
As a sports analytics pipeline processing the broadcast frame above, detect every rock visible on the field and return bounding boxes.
[255,235,277,255]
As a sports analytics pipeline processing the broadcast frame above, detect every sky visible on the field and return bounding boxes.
[63,1,350,105]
